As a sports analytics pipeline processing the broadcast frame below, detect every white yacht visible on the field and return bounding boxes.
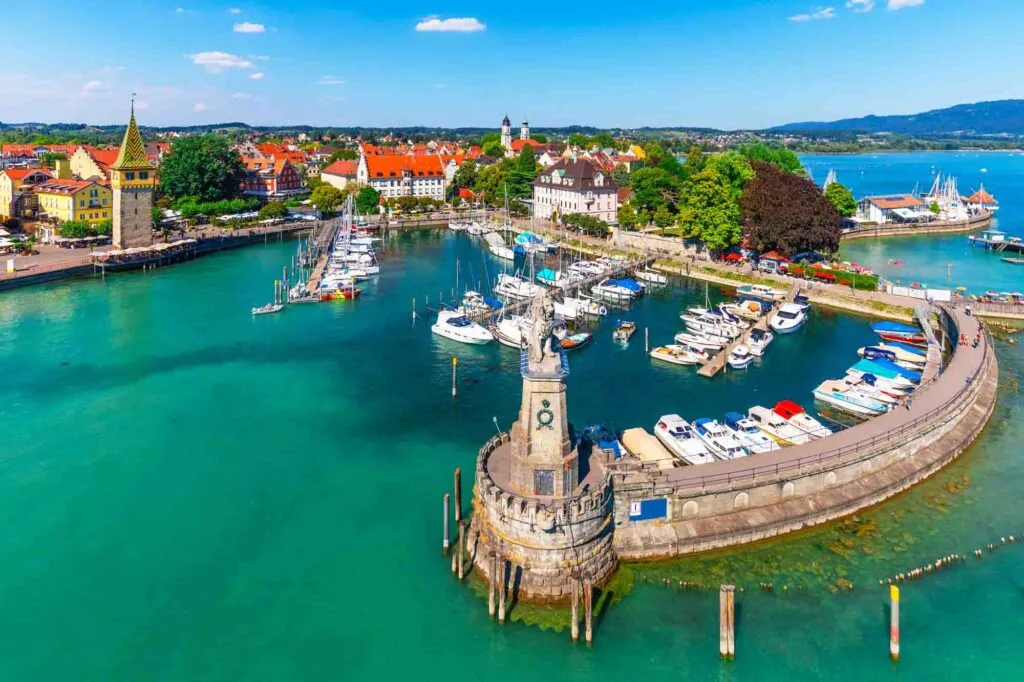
[674,332,725,351]
[431,310,495,345]
[492,315,530,348]
[635,269,668,285]
[650,345,705,366]
[772,401,833,440]
[769,303,808,334]
[813,380,890,417]
[747,405,811,445]
[494,273,545,300]
[727,345,755,369]
[653,415,716,465]
[723,412,781,454]
[747,329,774,357]
[692,418,750,460]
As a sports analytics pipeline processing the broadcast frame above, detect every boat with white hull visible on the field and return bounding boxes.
[769,303,807,334]
[747,405,811,445]
[432,310,494,345]
[723,412,781,454]
[772,401,833,440]
[813,380,890,417]
[653,415,716,465]
[693,418,750,460]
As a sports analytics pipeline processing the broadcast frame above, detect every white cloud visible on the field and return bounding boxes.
[175,7,185,13]
[317,76,345,85]
[229,7,241,13]
[134,101,150,110]
[81,80,108,96]
[887,0,923,9]
[789,7,836,21]
[193,102,208,112]
[845,0,875,11]
[191,51,254,72]
[233,22,265,33]
[232,92,252,99]
[251,55,270,61]
[249,72,264,80]
[414,17,486,32]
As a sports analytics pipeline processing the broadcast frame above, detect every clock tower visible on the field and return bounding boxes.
[110,104,157,249]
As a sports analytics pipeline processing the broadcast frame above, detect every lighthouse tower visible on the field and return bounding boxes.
[110,103,156,248]
[500,113,512,149]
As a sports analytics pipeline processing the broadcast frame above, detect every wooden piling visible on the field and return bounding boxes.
[890,585,900,662]
[457,521,465,581]
[454,468,462,523]
[584,577,594,645]
[719,585,735,660]
[442,492,450,554]
[497,554,507,624]
[488,552,497,618]
[570,576,580,642]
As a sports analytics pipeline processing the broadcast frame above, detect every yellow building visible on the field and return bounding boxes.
[628,144,646,160]
[69,146,119,183]
[0,168,52,219]
[36,179,113,224]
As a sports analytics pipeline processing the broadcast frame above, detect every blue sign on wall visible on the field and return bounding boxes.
[628,498,668,521]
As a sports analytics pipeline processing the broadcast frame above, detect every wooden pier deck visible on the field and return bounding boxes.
[697,283,801,378]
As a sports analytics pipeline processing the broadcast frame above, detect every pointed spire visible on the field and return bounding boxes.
[111,101,154,171]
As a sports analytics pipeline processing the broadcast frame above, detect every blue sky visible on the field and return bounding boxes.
[2,0,1023,130]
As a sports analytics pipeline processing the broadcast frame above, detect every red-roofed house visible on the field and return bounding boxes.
[69,146,120,183]
[0,168,53,220]
[857,194,926,224]
[1,144,40,159]
[963,185,999,212]
[509,138,546,154]
[242,158,305,199]
[357,154,446,200]
[320,160,359,191]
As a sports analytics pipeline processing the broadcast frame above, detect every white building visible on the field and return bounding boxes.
[857,194,927,224]
[533,158,619,223]
[357,153,446,200]
[320,160,358,191]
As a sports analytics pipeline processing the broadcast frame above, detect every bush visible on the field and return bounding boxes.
[174,196,259,219]
[258,201,288,220]
[561,212,610,237]
[57,220,93,238]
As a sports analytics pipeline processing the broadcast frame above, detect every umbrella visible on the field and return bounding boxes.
[955,286,967,291]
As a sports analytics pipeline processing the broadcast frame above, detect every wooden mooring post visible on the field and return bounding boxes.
[457,520,465,581]
[719,585,735,660]
[570,572,580,643]
[453,468,462,523]
[497,553,507,624]
[584,577,594,645]
[890,585,900,662]
[488,552,497,618]
[442,493,450,555]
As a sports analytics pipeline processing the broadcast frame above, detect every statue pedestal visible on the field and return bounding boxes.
[509,371,578,497]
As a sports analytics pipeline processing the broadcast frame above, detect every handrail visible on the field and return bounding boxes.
[615,306,991,496]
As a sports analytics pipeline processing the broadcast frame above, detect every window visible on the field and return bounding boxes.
[125,172,135,181]
[140,172,149,180]
[103,212,107,218]
[534,470,554,496]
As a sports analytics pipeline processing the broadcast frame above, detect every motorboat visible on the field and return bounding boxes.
[813,380,890,417]
[791,294,811,311]
[251,303,283,316]
[635,268,668,285]
[431,309,495,345]
[494,273,545,300]
[492,315,530,348]
[681,314,741,340]
[769,303,807,334]
[556,296,607,320]
[727,345,755,369]
[460,291,502,316]
[559,332,593,351]
[871,321,927,346]
[674,331,725,351]
[772,400,833,439]
[613,320,637,343]
[537,267,582,289]
[858,346,925,370]
[320,287,362,301]
[850,358,921,384]
[845,368,914,396]
[725,299,769,320]
[747,328,774,356]
[582,424,623,459]
[514,231,550,253]
[737,284,785,301]
[747,405,811,445]
[650,345,705,366]
[839,376,901,405]
[715,304,750,328]
[592,277,643,301]
[484,232,514,260]
[653,415,716,465]
[692,418,750,460]
[875,341,927,364]
[723,412,781,454]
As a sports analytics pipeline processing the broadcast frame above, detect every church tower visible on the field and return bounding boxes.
[520,117,530,141]
[110,104,157,249]
[500,113,512,149]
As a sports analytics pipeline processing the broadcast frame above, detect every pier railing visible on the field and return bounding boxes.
[616,306,991,496]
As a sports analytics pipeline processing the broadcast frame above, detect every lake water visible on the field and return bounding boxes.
[801,151,1024,294]
[0,231,1020,680]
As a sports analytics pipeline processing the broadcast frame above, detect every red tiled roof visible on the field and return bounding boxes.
[322,160,358,177]
[365,154,443,178]
[964,188,997,204]
[2,144,37,157]
[82,146,119,170]
[866,195,923,210]
[1,168,52,183]
[458,187,475,199]
[617,187,633,203]
[36,179,97,195]
[509,139,545,152]
[759,251,789,262]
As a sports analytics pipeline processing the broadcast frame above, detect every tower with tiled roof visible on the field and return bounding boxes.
[110,103,156,248]
[500,113,512,149]
[520,116,529,141]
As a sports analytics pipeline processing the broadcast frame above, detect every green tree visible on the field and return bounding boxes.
[306,176,323,191]
[567,133,590,147]
[40,152,67,168]
[685,146,705,173]
[258,201,288,220]
[473,159,514,204]
[591,132,616,149]
[824,182,857,218]
[617,202,639,229]
[676,168,743,252]
[929,201,941,214]
[507,147,538,199]
[311,185,344,214]
[530,133,548,143]
[159,135,246,201]
[480,132,501,147]
[642,142,667,166]
[57,220,93,238]
[95,218,113,236]
[151,206,163,227]
[704,152,754,201]
[611,163,630,188]
[452,160,479,190]
[355,185,381,214]
[738,143,804,175]
[481,141,505,158]
[653,205,673,229]
[326,149,358,163]
[629,167,679,214]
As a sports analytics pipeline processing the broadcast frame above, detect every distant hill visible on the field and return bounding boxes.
[773,100,1024,136]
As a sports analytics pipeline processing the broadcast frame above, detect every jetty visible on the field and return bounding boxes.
[697,283,800,378]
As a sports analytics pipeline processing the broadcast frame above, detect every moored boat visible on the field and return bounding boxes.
[769,303,807,334]
[747,405,811,445]
[650,345,703,366]
[635,268,668,285]
[727,345,755,369]
[813,380,890,417]
[559,332,593,351]
[870,321,927,346]
[653,415,716,465]
[747,328,774,356]
[431,309,494,345]
[692,418,750,460]
[772,400,833,439]
[723,411,781,454]
[737,284,785,301]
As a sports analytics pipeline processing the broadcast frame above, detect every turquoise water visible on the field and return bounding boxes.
[801,151,1024,294]
[0,232,1021,680]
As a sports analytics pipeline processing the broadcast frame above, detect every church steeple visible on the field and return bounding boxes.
[111,102,155,171]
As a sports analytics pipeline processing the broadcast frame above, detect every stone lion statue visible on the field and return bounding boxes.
[527,291,557,365]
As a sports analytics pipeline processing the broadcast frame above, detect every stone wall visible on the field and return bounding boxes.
[612,229,704,259]
[612,307,996,560]
[840,212,992,242]
[470,432,617,602]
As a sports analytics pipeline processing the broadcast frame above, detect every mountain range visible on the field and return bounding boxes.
[773,99,1024,137]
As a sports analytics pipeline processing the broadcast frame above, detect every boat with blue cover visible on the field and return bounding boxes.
[723,412,780,454]
[813,380,891,417]
[853,357,921,383]
[871,321,927,345]
[693,418,750,460]
[582,424,623,459]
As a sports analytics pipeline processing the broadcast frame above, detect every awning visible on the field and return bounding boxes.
[892,208,917,220]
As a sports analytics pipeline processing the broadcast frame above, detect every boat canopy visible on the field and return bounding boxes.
[515,232,543,244]
[537,267,558,281]
[851,358,921,383]
[871,321,920,334]
[772,400,804,420]
[723,412,745,430]
[881,341,926,357]
[608,278,643,292]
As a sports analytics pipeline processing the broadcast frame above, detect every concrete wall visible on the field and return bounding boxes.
[841,212,992,241]
[613,229,703,258]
